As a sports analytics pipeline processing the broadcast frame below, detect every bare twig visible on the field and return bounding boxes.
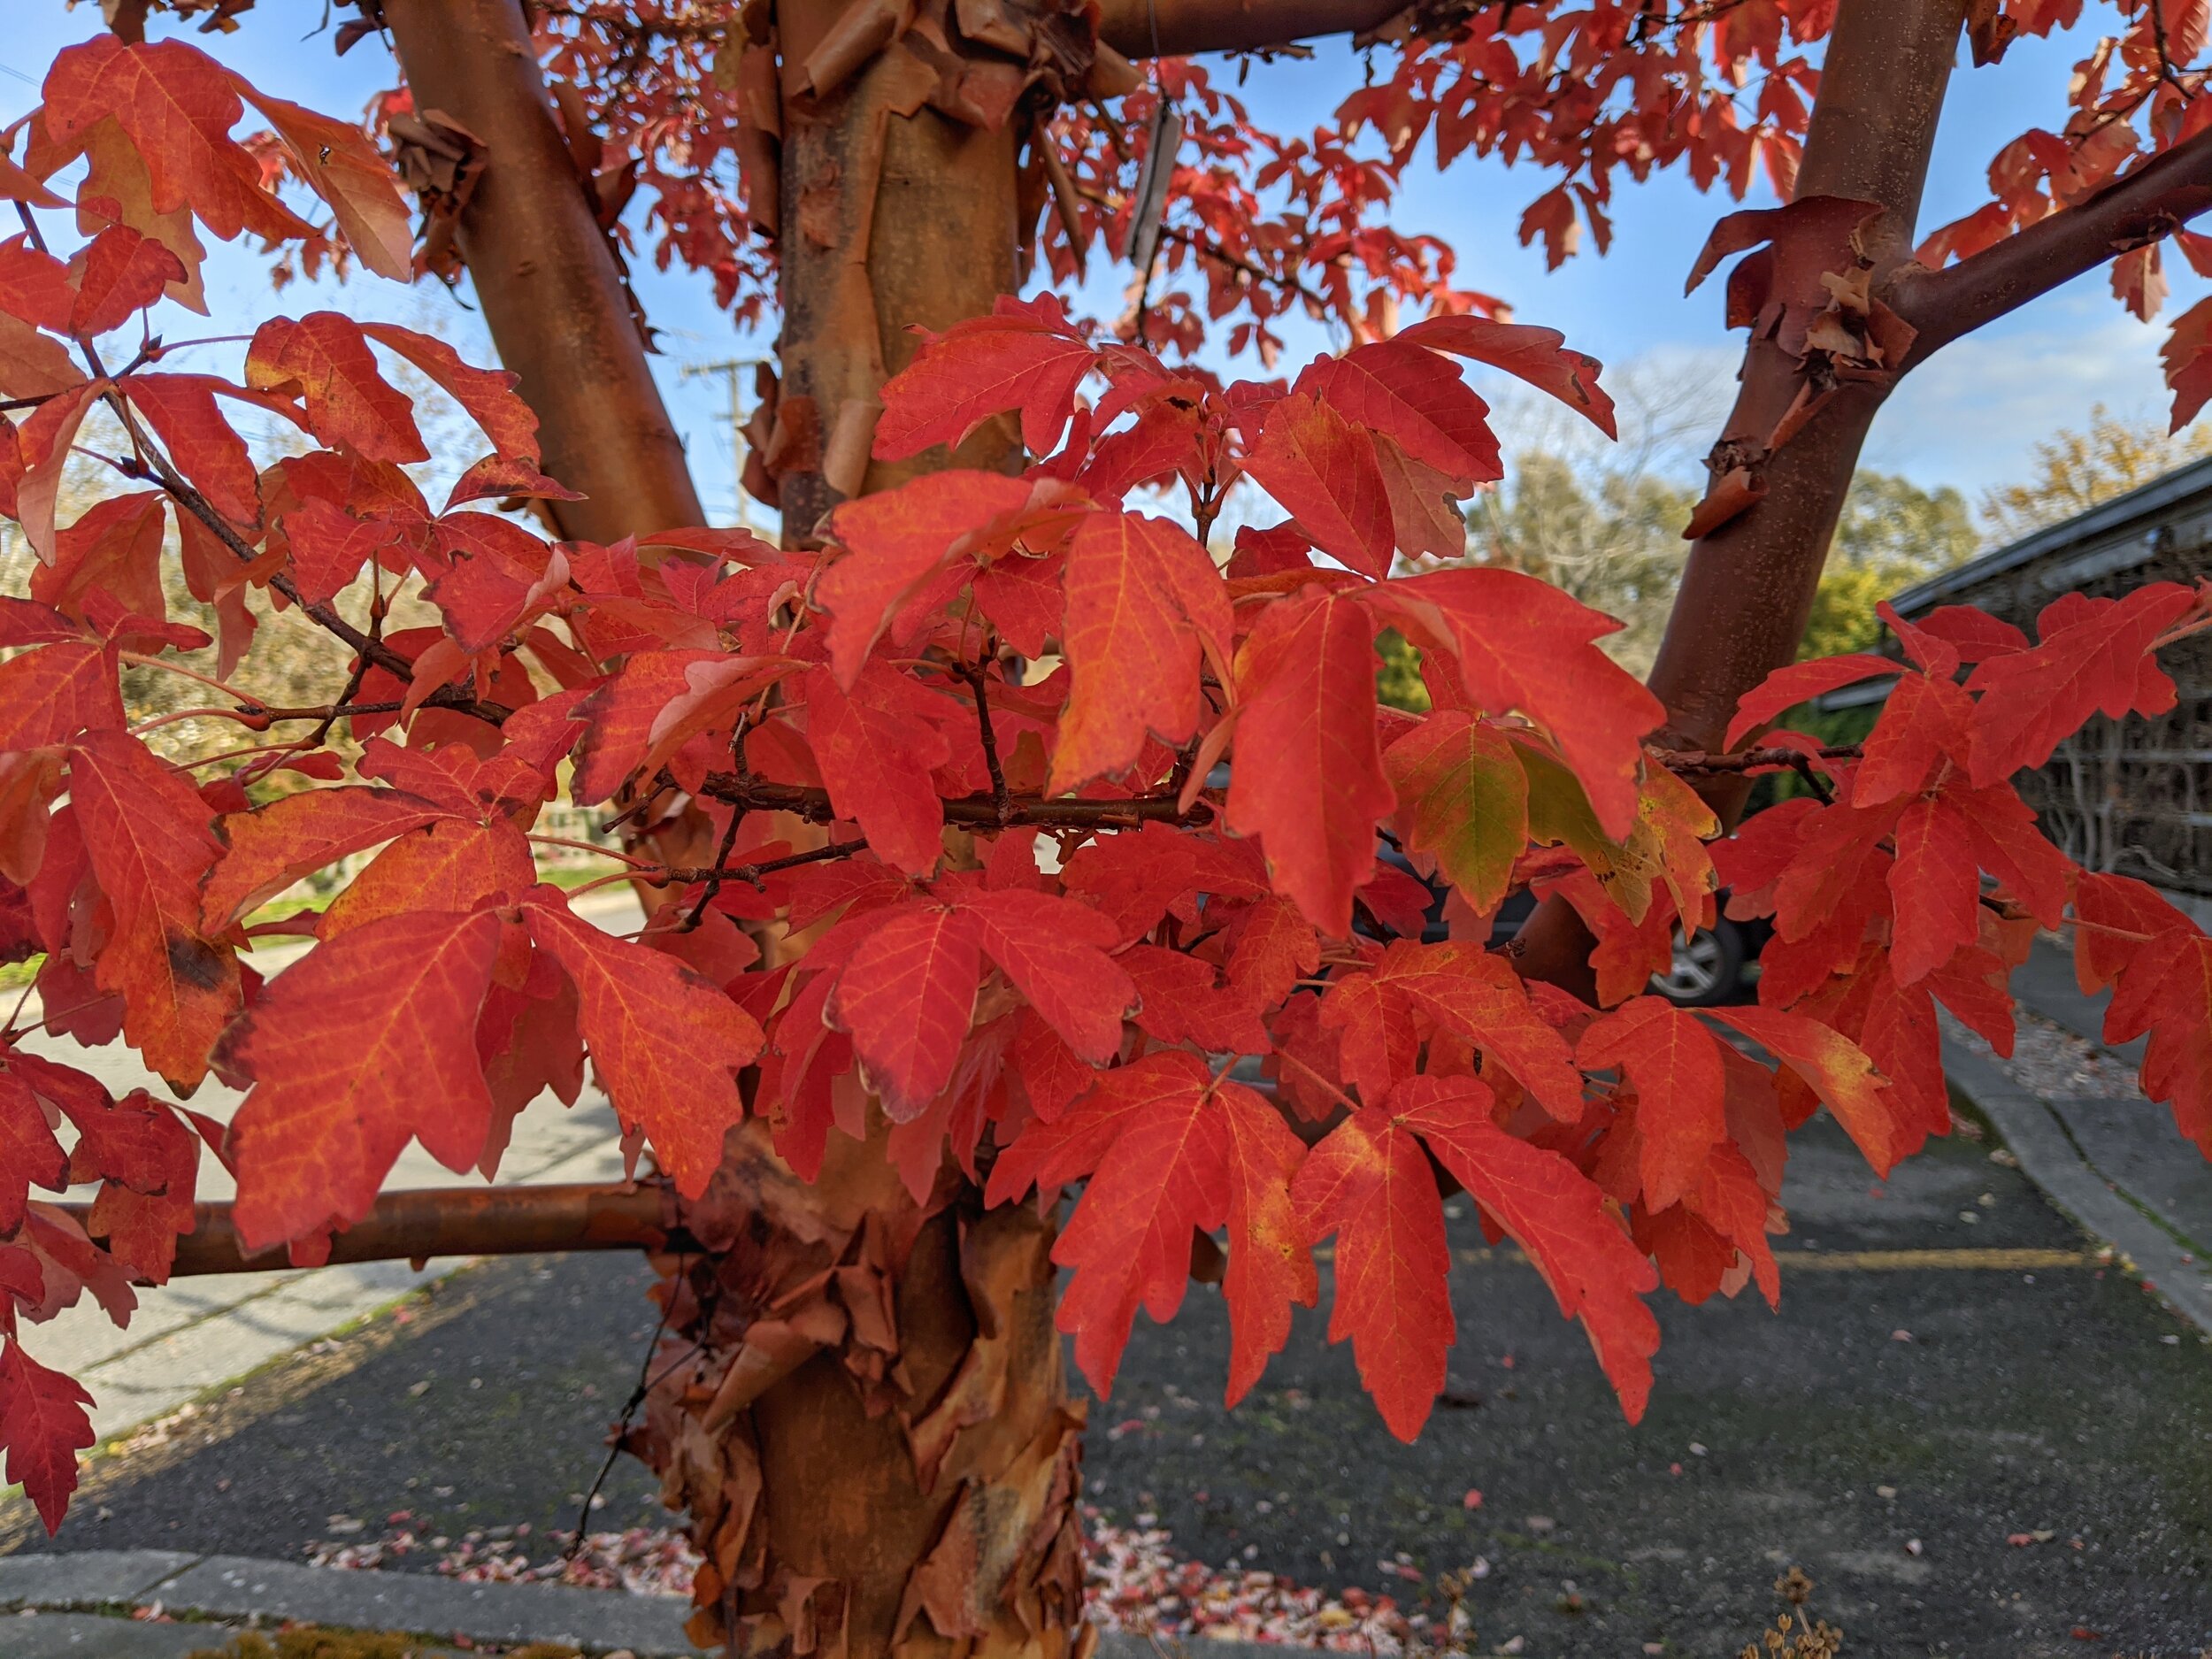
[959,659,1015,826]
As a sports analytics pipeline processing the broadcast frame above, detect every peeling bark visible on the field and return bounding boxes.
[768,0,1025,538]
[635,5,1081,1649]
[634,1125,1089,1659]
[374,4,1081,1652]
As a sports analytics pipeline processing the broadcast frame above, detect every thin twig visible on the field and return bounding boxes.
[683,727,755,930]
[565,1252,687,1567]
[697,771,1210,832]
[657,839,870,889]
[960,659,1014,826]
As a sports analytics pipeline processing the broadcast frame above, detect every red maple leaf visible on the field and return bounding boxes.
[1226,588,1394,934]
[988,1051,1313,1404]
[0,1338,95,1534]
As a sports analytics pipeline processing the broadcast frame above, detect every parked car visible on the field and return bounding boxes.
[1369,849,1770,1007]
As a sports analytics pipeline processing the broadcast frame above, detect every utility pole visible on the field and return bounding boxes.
[680,357,767,532]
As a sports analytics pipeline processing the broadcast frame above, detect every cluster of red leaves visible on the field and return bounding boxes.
[521,0,2212,418]
[2,35,2211,1549]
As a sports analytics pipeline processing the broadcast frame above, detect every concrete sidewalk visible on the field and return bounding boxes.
[18,890,648,1446]
[0,1548,1261,1659]
[1941,933,2212,1335]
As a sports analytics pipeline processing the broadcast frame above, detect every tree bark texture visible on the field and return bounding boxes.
[766,0,1024,537]
[1513,0,1970,994]
[380,0,704,543]
[633,1131,1088,1659]
[376,4,1082,1655]
[642,7,1078,1651]
[1641,0,1969,766]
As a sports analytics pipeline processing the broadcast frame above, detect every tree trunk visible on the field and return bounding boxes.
[1513,0,1969,994]
[1641,0,1968,772]
[378,5,1080,1655]
[380,0,703,543]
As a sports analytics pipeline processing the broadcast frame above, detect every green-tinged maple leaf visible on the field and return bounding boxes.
[1371,569,1662,841]
[1383,712,1528,915]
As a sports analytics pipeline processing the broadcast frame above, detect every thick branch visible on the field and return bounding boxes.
[380,0,703,543]
[63,1185,689,1280]
[1095,0,1407,57]
[1515,0,1969,996]
[1894,124,2212,361]
[697,772,1210,830]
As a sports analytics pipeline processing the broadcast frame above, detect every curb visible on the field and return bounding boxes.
[0,1549,1333,1659]
[1940,1032,2212,1338]
[0,1548,700,1657]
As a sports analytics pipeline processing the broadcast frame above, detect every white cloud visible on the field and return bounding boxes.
[1864,294,2174,496]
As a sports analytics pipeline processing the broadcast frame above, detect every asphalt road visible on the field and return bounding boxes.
[6,1118,2208,1658]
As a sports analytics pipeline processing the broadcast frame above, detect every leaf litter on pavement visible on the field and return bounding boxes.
[304,1508,1489,1653]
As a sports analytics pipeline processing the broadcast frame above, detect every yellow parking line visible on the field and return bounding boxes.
[1776,1248,2089,1271]
[1443,1246,2089,1271]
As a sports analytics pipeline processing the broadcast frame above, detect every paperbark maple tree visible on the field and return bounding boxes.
[6,1,2212,1655]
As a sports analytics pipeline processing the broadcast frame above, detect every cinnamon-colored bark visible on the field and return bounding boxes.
[62,1184,680,1278]
[380,0,703,542]
[1641,0,1968,763]
[1514,0,1970,995]
[367,5,1079,1653]
[1895,121,2212,360]
[1094,0,1405,58]
[770,0,1022,535]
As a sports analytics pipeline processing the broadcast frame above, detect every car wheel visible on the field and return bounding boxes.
[1650,918,1747,1007]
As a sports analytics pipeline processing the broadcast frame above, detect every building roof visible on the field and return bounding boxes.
[1815,452,2212,712]
[1888,449,2212,618]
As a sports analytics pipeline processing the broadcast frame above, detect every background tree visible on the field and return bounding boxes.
[1981,402,2212,540]
[6,7,2212,1659]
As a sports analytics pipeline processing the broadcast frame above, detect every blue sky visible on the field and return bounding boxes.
[0,4,2190,526]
